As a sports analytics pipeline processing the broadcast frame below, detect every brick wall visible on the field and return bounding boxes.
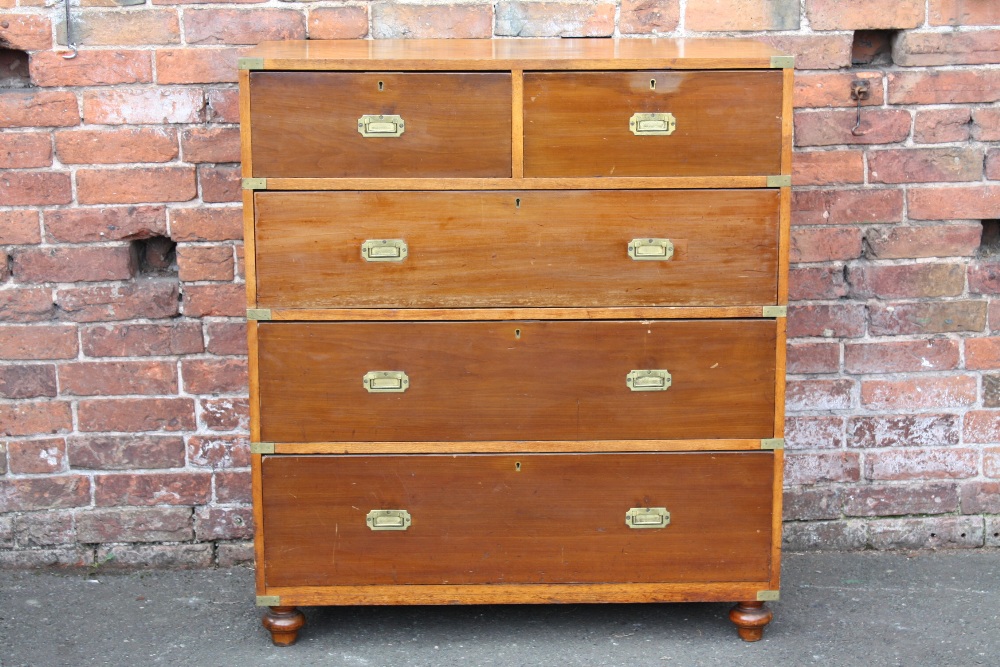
[0,0,998,566]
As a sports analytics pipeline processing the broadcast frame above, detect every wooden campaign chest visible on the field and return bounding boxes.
[238,38,792,645]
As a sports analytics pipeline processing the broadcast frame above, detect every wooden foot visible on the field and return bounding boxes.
[262,606,305,646]
[729,601,772,642]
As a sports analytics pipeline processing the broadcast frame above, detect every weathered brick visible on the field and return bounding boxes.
[153,0,266,5]
[790,227,862,263]
[308,7,369,39]
[97,544,214,569]
[991,301,1000,333]
[969,261,1000,295]
[909,185,1000,221]
[865,447,978,480]
[59,9,179,46]
[787,304,866,339]
[894,30,1000,66]
[31,50,152,87]
[0,401,71,437]
[156,48,243,85]
[794,109,911,147]
[960,482,1000,514]
[782,520,867,551]
[82,322,203,357]
[619,0,678,33]
[0,287,54,322]
[82,88,204,124]
[187,435,249,469]
[168,207,242,241]
[685,0,798,30]
[76,166,196,205]
[95,471,211,506]
[848,263,966,299]
[793,72,883,109]
[495,1,615,37]
[217,542,253,567]
[371,3,491,38]
[13,510,75,547]
[185,8,305,45]
[0,90,78,128]
[990,518,1000,548]
[205,321,247,355]
[0,210,41,244]
[180,127,239,164]
[868,301,987,335]
[973,108,1000,141]
[181,358,247,394]
[200,397,249,431]
[889,70,1000,105]
[987,447,1000,477]
[793,189,903,225]
[806,0,923,29]
[844,340,960,375]
[197,165,240,203]
[59,360,177,396]
[76,507,193,543]
[44,206,166,244]
[965,410,1000,444]
[930,0,1000,25]
[206,88,239,123]
[988,149,1000,181]
[759,34,853,70]
[869,516,984,550]
[786,378,854,412]
[0,548,94,569]
[0,364,56,399]
[966,337,1000,370]
[55,127,178,164]
[787,341,839,374]
[792,151,864,186]
[215,470,251,503]
[0,171,72,206]
[68,435,186,470]
[784,415,844,449]
[12,246,136,283]
[845,483,958,517]
[0,13,51,49]
[862,376,977,411]
[914,108,973,144]
[789,266,849,300]
[183,283,245,317]
[78,397,196,433]
[0,475,90,512]
[0,325,77,360]
[783,487,843,521]
[864,223,982,259]
[56,280,179,322]
[195,506,253,541]
[6,437,65,474]
[785,451,861,485]
[985,375,1000,408]
[0,131,52,169]
[176,244,234,282]
[870,147,983,185]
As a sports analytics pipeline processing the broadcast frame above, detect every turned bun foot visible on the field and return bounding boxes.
[263,606,305,646]
[729,601,773,642]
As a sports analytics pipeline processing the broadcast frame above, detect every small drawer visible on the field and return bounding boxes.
[253,189,780,309]
[256,319,777,443]
[523,70,783,177]
[249,72,512,178]
[262,452,775,587]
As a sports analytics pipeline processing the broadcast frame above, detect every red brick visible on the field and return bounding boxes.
[794,109,911,147]
[759,34,852,70]
[185,8,305,44]
[44,206,167,243]
[869,516,984,550]
[848,263,966,299]
[56,280,179,322]
[0,131,52,169]
[198,165,240,203]
[0,171,72,206]
[806,0,923,29]
[68,435,185,470]
[78,397,196,432]
[0,210,40,244]
[986,447,1000,477]
[12,246,136,283]
[7,437,66,474]
[494,0,615,37]
[988,148,1000,180]
[845,483,958,517]
[82,322,203,357]
[966,410,1000,443]
[793,151,864,186]
[793,189,903,225]
[787,341,840,374]
[308,6,369,39]
[206,88,239,123]
[181,358,247,394]
[861,376,977,411]
[865,447,978,480]
[960,482,1000,514]
[200,397,249,431]
[790,227,862,263]
[168,207,242,241]
[14,510,76,546]
[787,304,866,338]
[156,48,243,85]
[786,378,854,412]
[76,507,193,543]
[187,435,249,469]
[789,266,849,300]
[930,0,1000,25]
[966,337,1000,370]
[785,451,861,485]
[894,30,1000,66]
[82,88,204,124]
[0,13,52,50]
[0,90,78,128]
[888,70,1000,105]
[76,166,196,205]
[0,475,90,512]
[0,445,6,476]
[848,414,960,449]
[215,470,251,503]
[64,9,179,46]
[55,127,178,165]
[0,401,70,437]
[98,544,214,568]
[783,520,867,551]
[153,0,265,5]
[0,287,54,322]
[95,471,211,506]
[908,185,1000,220]
[0,325,77,360]
[180,127,239,164]
[176,244,234,281]
[869,301,987,335]
[783,487,845,521]
[59,360,177,396]
[372,3,492,38]
[864,223,982,259]
[793,72,883,109]
[30,50,152,87]
[617,0,679,33]
[195,506,253,541]
[991,301,1000,333]
[205,321,247,355]
[970,261,1000,295]
[973,108,1000,141]
[784,415,844,449]
[871,147,983,184]
[914,108,973,144]
[183,283,245,317]
[685,0,798,30]
[845,339,960,374]
[0,364,56,399]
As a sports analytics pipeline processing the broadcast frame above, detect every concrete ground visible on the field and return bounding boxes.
[0,551,998,667]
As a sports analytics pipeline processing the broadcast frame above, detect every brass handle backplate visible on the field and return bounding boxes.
[363,371,409,393]
[628,238,674,261]
[626,507,670,529]
[362,239,408,262]
[626,369,672,392]
[366,509,411,531]
[358,114,404,137]
[629,112,676,136]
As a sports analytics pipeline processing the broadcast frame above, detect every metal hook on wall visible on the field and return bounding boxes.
[850,79,871,136]
[62,0,78,59]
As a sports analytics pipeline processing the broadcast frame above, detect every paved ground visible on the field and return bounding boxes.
[1,550,998,666]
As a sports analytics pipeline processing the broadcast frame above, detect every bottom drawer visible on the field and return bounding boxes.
[261,453,774,588]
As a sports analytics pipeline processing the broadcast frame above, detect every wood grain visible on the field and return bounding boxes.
[266,306,770,321]
[259,176,772,191]
[270,439,766,454]
[262,452,774,587]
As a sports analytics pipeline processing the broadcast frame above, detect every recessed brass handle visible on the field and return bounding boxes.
[626,507,670,529]
[628,238,674,261]
[362,239,408,262]
[358,114,404,137]
[363,371,409,393]
[626,370,671,392]
[629,112,676,136]
[366,509,411,531]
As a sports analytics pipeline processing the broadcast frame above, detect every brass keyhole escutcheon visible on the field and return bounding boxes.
[514,328,521,339]
[650,79,656,90]
[515,197,521,208]
[514,461,521,471]
[378,80,384,91]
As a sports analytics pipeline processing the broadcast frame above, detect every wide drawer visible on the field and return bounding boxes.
[253,190,779,309]
[257,319,777,443]
[262,452,775,587]
[523,71,783,177]
[249,72,512,178]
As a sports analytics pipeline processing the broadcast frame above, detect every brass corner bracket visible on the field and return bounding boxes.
[239,57,264,71]
[242,177,267,190]
[762,305,787,318]
[760,438,785,450]
[766,175,791,188]
[256,595,280,606]
[247,309,272,321]
[769,55,794,69]
[251,442,275,455]
[757,590,780,602]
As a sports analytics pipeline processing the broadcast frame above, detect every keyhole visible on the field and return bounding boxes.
[515,198,521,208]
[514,461,521,471]
[650,79,656,90]
[378,81,384,91]
[514,328,521,339]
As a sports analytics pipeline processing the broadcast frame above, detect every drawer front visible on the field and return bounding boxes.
[262,452,774,587]
[523,71,783,177]
[254,190,779,309]
[257,320,776,443]
[249,72,512,178]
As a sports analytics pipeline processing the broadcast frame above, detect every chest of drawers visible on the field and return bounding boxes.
[238,38,792,645]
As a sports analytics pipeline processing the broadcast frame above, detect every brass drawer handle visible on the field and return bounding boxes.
[626,369,671,392]
[629,112,676,136]
[358,114,404,137]
[366,509,411,531]
[363,371,409,393]
[362,239,408,262]
[628,238,674,261]
[626,507,670,529]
